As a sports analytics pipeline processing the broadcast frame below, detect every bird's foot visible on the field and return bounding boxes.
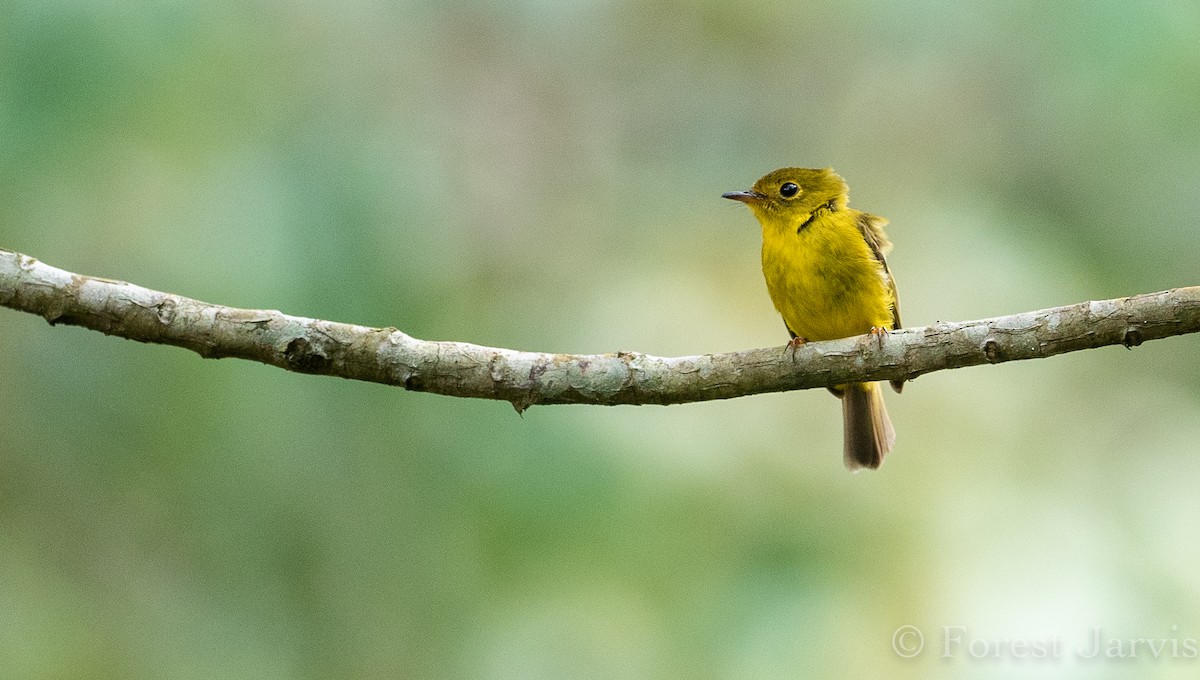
[868,326,888,349]
[785,336,807,362]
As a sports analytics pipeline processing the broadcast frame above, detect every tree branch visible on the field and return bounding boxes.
[2,248,1198,411]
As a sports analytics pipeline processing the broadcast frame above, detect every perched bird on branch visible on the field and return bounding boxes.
[725,167,902,470]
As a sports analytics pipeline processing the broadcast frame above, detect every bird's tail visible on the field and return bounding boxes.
[841,382,895,470]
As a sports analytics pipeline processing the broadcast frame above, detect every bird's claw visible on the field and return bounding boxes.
[785,336,807,362]
[868,326,888,349]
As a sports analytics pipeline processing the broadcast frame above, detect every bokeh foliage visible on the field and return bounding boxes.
[2,1,1199,678]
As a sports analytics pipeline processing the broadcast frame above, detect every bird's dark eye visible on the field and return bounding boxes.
[780,182,799,198]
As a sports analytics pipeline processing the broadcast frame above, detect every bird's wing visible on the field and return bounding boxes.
[857,212,905,393]
[856,212,900,331]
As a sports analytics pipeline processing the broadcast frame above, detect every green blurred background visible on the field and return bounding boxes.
[2,1,1199,678]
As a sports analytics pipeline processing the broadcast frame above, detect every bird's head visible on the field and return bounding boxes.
[723,167,849,231]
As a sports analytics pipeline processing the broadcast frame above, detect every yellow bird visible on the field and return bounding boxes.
[724,167,903,470]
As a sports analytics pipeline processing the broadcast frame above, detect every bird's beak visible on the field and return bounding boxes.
[722,190,763,204]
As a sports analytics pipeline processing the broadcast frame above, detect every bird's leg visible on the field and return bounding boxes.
[868,326,888,350]
[785,335,807,362]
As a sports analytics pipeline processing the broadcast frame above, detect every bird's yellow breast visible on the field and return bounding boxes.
[760,210,894,341]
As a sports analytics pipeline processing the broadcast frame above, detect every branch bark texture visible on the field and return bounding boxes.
[2,248,1198,411]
